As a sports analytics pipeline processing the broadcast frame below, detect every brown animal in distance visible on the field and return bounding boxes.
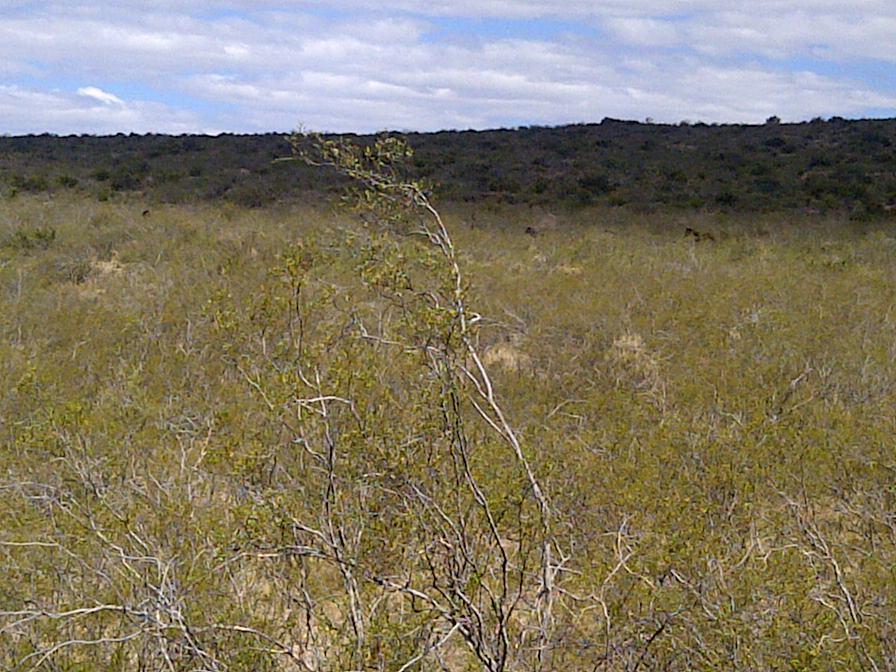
[685,226,715,242]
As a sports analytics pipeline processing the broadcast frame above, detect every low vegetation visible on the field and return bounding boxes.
[1,135,895,670]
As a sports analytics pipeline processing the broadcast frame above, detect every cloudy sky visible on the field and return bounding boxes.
[1,1,895,135]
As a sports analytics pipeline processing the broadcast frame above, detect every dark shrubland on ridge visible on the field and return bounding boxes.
[2,116,896,215]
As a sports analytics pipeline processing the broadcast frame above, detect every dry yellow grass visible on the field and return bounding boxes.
[1,194,895,670]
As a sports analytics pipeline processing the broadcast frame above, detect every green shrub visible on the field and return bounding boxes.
[3,225,56,250]
[56,174,79,188]
[10,173,49,192]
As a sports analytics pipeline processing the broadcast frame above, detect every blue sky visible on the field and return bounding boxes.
[1,1,894,135]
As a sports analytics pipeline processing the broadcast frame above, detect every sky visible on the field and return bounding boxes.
[1,1,895,135]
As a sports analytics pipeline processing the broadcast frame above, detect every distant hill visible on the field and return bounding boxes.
[2,117,895,216]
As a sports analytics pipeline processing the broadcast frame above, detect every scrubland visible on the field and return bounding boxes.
[2,192,895,670]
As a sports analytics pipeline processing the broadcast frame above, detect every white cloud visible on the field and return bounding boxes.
[182,39,896,133]
[0,85,209,135]
[77,86,124,106]
[0,2,893,134]
[632,10,896,62]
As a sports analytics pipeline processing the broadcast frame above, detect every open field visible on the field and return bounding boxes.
[2,193,896,670]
